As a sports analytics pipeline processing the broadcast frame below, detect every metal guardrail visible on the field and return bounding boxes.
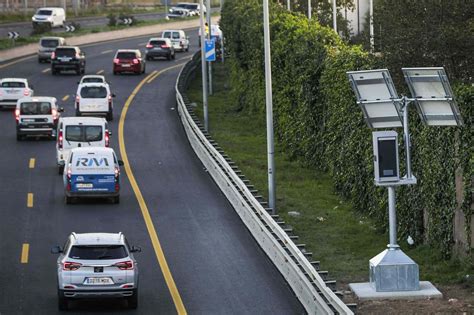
[175,53,354,315]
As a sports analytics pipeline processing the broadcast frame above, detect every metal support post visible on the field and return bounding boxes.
[369,0,374,52]
[387,186,398,249]
[402,97,412,179]
[207,0,213,96]
[263,0,276,213]
[332,0,337,32]
[287,0,290,11]
[199,0,209,132]
[308,0,311,19]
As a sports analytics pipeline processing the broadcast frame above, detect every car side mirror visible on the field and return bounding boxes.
[186,36,189,40]
[112,93,116,98]
[118,160,124,166]
[130,246,141,253]
[107,130,112,136]
[30,85,34,90]
[51,245,63,254]
[77,81,80,84]
[58,107,64,112]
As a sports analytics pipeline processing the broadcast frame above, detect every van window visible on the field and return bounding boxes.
[80,86,107,98]
[36,9,52,15]
[162,32,171,39]
[1,81,25,88]
[172,32,180,39]
[20,102,52,115]
[66,125,103,142]
[41,39,60,48]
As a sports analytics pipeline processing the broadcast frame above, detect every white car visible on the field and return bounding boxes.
[161,30,189,52]
[75,82,115,121]
[32,7,65,28]
[78,75,109,86]
[170,3,206,16]
[0,78,34,108]
[167,8,191,19]
[56,116,110,174]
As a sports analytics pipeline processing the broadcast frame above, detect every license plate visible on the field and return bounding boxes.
[23,118,35,122]
[76,183,93,188]
[6,90,17,94]
[84,277,114,285]
[121,64,131,68]
[59,57,71,62]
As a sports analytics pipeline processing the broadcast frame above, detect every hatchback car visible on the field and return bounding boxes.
[113,50,145,75]
[145,38,175,60]
[51,232,141,310]
[51,46,86,75]
[0,78,34,108]
[38,36,66,63]
[16,96,63,140]
[75,82,115,121]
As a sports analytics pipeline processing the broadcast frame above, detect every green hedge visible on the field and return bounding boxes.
[220,0,473,257]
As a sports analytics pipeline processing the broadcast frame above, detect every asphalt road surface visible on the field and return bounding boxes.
[0,29,304,314]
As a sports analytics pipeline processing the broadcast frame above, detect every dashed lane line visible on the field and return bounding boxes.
[27,193,33,208]
[21,244,29,264]
[62,95,70,102]
[29,158,35,169]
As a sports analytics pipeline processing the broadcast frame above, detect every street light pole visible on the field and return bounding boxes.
[308,0,311,19]
[287,0,290,11]
[199,0,209,132]
[369,0,374,52]
[332,0,337,32]
[207,0,213,96]
[263,0,276,213]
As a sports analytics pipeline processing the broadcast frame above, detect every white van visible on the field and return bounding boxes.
[16,96,63,140]
[75,82,115,121]
[32,7,66,28]
[161,30,189,52]
[63,147,123,204]
[56,117,110,174]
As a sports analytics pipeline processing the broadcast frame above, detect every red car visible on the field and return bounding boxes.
[113,49,146,75]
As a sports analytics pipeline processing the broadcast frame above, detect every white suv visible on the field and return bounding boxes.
[0,78,34,108]
[51,232,141,310]
[75,82,115,121]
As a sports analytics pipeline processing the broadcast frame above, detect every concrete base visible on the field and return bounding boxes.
[349,281,443,301]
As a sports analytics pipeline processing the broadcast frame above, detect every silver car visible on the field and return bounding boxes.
[38,36,66,63]
[51,232,141,310]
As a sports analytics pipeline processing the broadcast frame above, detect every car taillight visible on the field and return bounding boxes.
[75,95,80,104]
[145,44,153,48]
[161,44,170,49]
[132,58,139,64]
[105,130,110,147]
[114,260,133,270]
[51,52,56,59]
[23,89,30,96]
[67,166,71,180]
[113,58,120,64]
[58,131,63,149]
[63,261,82,271]
[114,166,120,179]
[15,109,20,122]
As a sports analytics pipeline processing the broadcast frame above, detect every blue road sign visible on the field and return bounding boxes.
[205,39,216,62]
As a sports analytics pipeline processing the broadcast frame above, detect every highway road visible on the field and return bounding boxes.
[0,29,304,314]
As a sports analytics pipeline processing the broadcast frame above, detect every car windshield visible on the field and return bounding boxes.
[69,245,127,260]
[20,102,52,115]
[185,4,198,9]
[116,52,136,59]
[1,82,25,88]
[41,39,59,48]
[176,3,187,8]
[36,9,52,15]
[150,40,166,46]
[55,48,76,57]
[65,125,103,142]
[82,77,104,83]
[80,86,107,98]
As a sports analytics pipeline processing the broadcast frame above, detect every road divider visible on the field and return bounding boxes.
[27,193,33,208]
[21,243,29,263]
[119,64,187,315]
[28,158,35,169]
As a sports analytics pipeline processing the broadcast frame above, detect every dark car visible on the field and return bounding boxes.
[145,38,175,61]
[113,49,146,75]
[51,46,86,75]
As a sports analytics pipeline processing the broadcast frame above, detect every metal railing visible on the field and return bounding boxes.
[175,53,354,315]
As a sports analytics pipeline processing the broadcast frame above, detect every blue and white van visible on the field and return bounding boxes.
[63,147,123,204]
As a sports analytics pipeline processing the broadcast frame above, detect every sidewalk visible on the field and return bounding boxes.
[0,18,205,63]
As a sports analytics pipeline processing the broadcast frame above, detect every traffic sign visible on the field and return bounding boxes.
[205,39,215,62]
[7,32,19,39]
[65,25,76,32]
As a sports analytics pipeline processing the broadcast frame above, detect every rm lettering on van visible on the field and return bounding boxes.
[76,157,109,167]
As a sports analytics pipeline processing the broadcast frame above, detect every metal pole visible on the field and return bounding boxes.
[263,0,276,213]
[388,186,398,249]
[24,0,28,15]
[332,0,337,32]
[221,37,225,63]
[307,0,311,19]
[369,0,374,52]
[207,0,213,96]
[165,0,168,20]
[402,97,412,179]
[287,0,290,11]
[199,0,209,132]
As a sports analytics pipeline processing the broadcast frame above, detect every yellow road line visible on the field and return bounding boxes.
[27,193,33,208]
[29,158,35,169]
[21,243,29,264]
[42,68,51,73]
[101,49,113,54]
[119,66,187,315]
[62,95,70,102]
[96,69,105,75]
[147,63,186,84]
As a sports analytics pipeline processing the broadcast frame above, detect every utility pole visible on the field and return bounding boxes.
[369,0,374,52]
[199,0,209,132]
[263,0,276,213]
[206,0,213,96]
[332,0,337,32]
[308,0,311,19]
[287,0,290,11]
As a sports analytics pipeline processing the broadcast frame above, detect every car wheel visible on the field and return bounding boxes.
[52,68,57,75]
[65,196,73,204]
[142,66,145,74]
[106,111,113,121]
[81,66,85,75]
[58,165,64,175]
[113,71,118,75]
[113,196,120,204]
[16,133,22,141]
[172,53,176,59]
[58,290,69,310]
[185,46,189,52]
[167,54,171,61]
[127,289,138,309]
[76,67,81,75]
[75,109,81,117]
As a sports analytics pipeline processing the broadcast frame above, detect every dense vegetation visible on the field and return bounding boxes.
[220,0,473,258]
